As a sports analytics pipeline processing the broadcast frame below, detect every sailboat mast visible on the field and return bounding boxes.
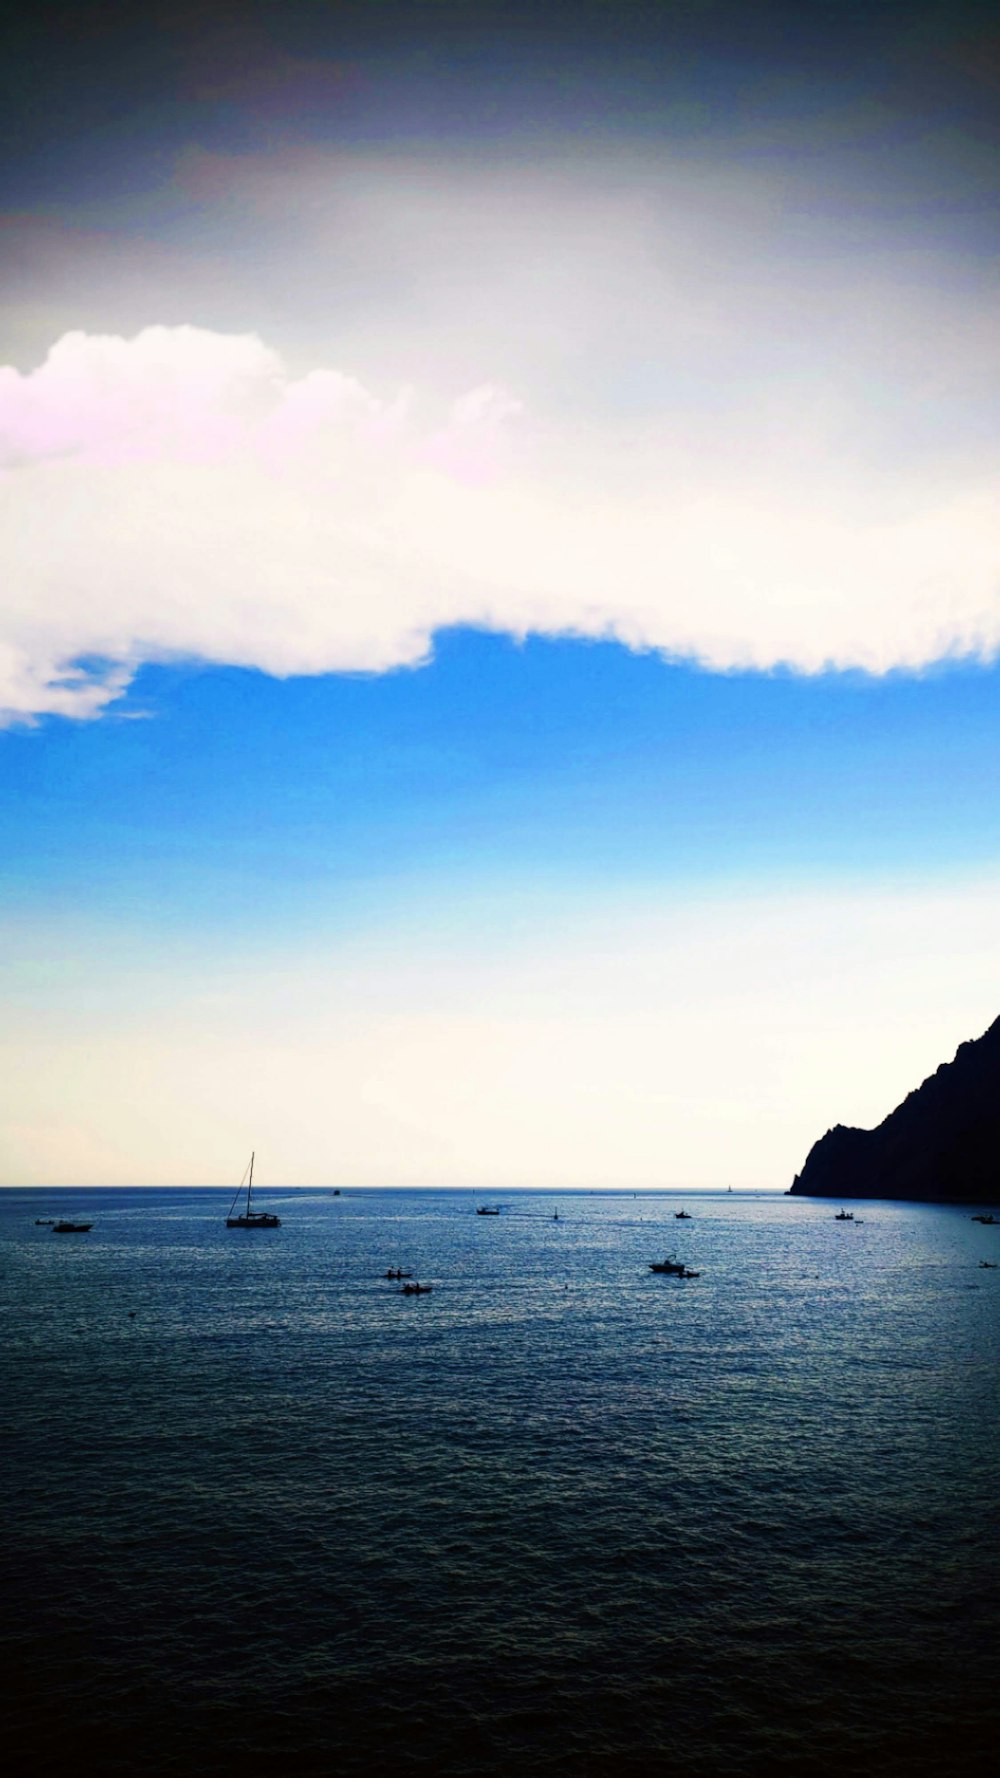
[248,1150,254,1214]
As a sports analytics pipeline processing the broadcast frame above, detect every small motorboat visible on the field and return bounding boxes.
[649,1254,698,1278]
[400,1282,433,1295]
[384,1268,413,1280]
[476,1207,501,1216]
[834,1210,855,1221]
[34,1218,55,1225]
[971,1213,997,1225]
[674,1210,691,1219]
[53,1221,92,1233]
[979,1261,998,1269]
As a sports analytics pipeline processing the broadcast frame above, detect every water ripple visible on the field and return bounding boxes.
[3,1188,998,1776]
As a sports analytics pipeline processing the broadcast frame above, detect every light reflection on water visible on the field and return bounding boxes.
[3,1188,999,1776]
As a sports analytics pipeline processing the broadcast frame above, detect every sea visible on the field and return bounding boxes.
[2,1187,998,1778]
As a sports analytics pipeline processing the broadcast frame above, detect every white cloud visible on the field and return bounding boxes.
[1,319,997,722]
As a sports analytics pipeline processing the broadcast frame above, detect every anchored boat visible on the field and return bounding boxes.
[226,1153,280,1228]
[649,1253,699,1278]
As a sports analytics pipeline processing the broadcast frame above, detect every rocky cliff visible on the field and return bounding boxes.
[789,1014,1000,1203]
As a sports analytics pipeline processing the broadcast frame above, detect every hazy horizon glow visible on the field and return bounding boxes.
[4,872,998,1189]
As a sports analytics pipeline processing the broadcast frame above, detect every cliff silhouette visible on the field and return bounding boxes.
[789,1014,1000,1203]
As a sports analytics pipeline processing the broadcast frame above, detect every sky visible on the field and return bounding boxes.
[1,0,998,1187]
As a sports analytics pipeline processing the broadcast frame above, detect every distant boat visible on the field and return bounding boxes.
[35,1218,55,1225]
[675,1210,692,1219]
[384,1268,412,1280]
[971,1213,997,1225]
[834,1210,855,1221]
[53,1220,92,1233]
[476,1206,501,1216]
[400,1282,433,1295]
[226,1153,280,1228]
[649,1253,698,1277]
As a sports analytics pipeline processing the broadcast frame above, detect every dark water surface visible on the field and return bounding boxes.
[3,1188,998,1777]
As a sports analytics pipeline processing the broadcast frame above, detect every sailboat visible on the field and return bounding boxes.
[226,1153,280,1228]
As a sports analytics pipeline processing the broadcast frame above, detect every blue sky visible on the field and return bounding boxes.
[1,1,997,1185]
[5,640,1000,931]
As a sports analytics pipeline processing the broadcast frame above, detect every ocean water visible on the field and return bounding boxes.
[2,1187,998,1778]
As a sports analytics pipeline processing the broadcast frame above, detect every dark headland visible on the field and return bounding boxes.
[789,1014,1000,1203]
